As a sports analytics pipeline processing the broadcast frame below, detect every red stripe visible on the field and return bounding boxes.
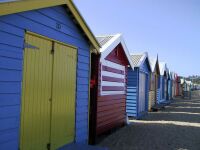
[102,86,125,91]
[102,76,125,83]
[102,65,124,75]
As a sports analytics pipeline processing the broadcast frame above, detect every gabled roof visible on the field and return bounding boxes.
[149,58,157,72]
[131,52,152,71]
[130,54,143,67]
[159,62,167,76]
[96,34,135,69]
[149,56,160,75]
[0,0,100,53]
[130,52,151,71]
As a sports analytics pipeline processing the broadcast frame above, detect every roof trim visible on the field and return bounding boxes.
[98,34,135,69]
[0,0,100,53]
[159,62,167,76]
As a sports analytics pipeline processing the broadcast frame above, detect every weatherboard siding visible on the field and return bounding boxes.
[0,5,90,149]
[126,59,150,118]
[96,45,128,135]
[126,68,138,117]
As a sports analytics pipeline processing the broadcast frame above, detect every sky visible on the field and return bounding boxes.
[74,0,200,77]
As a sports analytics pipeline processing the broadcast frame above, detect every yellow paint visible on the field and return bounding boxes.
[51,42,77,149]
[0,0,100,53]
[21,32,77,150]
[26,31,77,50]
[20,33,53,150]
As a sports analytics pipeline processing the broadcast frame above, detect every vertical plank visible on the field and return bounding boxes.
[20,33,52,150]
[51,43,77,149]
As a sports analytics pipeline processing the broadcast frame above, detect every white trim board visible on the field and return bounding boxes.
[97,34,135,70]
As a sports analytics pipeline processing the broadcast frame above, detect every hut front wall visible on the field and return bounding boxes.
[148,91,155,110]
[126,68,139,117]
[127,59,150,118]
[0,5,91,149]
[96,44,129,135]
[148,72,156,110]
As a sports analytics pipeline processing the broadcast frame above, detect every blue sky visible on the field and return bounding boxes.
[74,0,200,77]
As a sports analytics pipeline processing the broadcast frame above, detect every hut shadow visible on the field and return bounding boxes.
[98,122,200,150]
[97,99,200,150]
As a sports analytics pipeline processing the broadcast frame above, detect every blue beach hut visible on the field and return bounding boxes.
[0,1,100,149]
[126,52,151,119]
[158,62,168,103]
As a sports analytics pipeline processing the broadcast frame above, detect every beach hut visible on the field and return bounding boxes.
[89,34,134,142]
[148,57,160,110]
[175,74,181,96]
[167,70,173,100]
[126,52,151,118]
[158,62,168,103]
[0,1,100,149]
[181,79,192,98]
[171,72,176,99]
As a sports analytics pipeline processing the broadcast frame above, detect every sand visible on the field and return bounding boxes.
[98,98,200,150]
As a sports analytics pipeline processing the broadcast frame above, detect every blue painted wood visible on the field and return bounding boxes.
[0,139,19,150]
[140,59,151,74]
[0,82,21,93]
[0,21,24,37]
[77,77,89,85]
[0,94,20,106]
[0,31,24,47]
[0,128,18,144]
[76,106,88,114]
[0,105,20,118]
[126,58,151,119]
[77,63,89,71]
[0,5,91,149]
[0,117,19,131]
[77,70,89,78]
[76,92,88,99]
[77,85,89,92]
[78,48,90,57]
[0,49,22,59]
[0,56,22,70]
[0,70,21,81]
[76,100,88,107]
[157,88,161,103]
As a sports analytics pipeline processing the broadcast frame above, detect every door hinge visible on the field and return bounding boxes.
[47,143,51,150]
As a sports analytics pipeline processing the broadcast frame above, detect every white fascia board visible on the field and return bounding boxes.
[100,34,135,70]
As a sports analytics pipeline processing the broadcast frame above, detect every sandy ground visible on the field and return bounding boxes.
[98,98,200,150]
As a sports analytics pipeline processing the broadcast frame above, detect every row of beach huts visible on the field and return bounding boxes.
[0,1,183,150]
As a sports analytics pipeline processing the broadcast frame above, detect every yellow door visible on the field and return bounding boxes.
[20,33,53,150]
[51,43,77,149]
[21,32,77,150]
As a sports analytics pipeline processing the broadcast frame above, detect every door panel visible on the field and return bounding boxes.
[139,72,146,113]
[51,43,77,149]
[20,33,52,150]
